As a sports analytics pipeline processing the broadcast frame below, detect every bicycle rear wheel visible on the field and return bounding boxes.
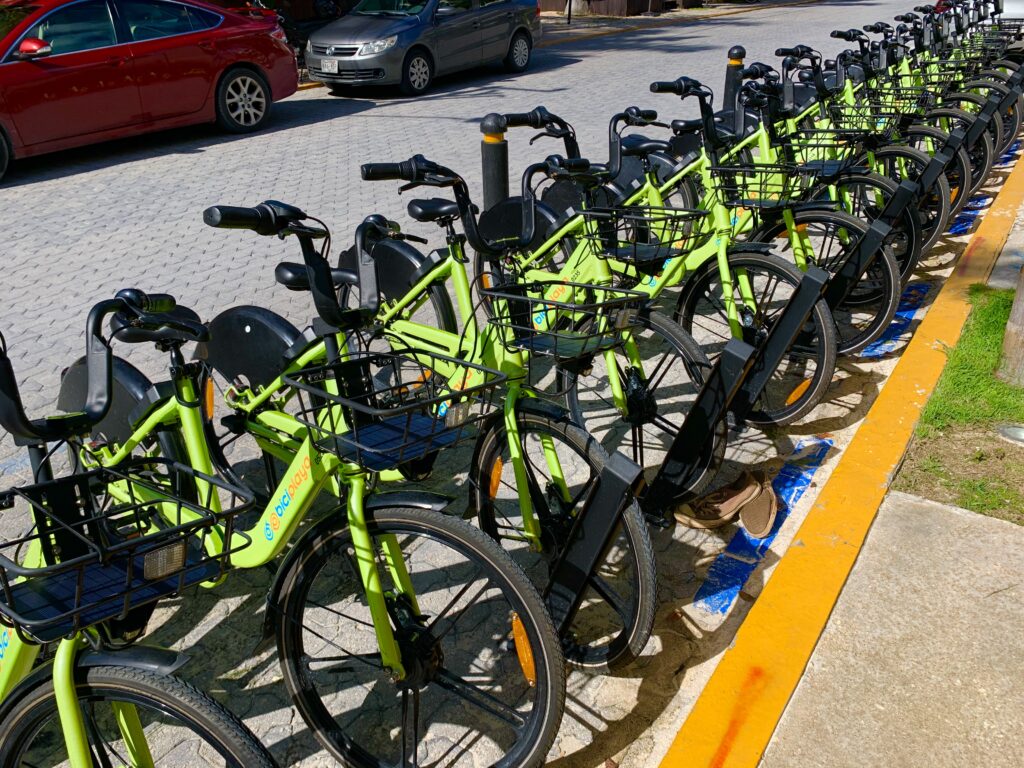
[275,507,565,768]
[0,665,275,767]
[867,145,953,252]
[470,407,658,672]
[674,251,838,426]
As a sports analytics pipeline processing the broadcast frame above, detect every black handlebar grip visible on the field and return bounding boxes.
[638,108,658,120]
[361,162,403,181]
[650,80,682,94]
[775,47,800,57]
[560,158,591,172]
[203,205,264,230]
[830,29,845,38]
[504,111,540,128]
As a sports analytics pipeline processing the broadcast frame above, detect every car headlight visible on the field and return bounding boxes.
[358,36,398,56]
[306,39,312,53]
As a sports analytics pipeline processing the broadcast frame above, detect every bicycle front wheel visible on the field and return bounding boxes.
[0,665,275,767]
[275,506,566,768]
[674,251,838,426]
[470,408,659,672]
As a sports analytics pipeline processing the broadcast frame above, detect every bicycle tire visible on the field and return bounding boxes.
[275,506,566,768]
[914,113,995,197]
[808,170,923,282]
[673,250,838,426]
[867,144,952,252]
[470,407,659,671]
[0,665,275,768]
[748,209,901,356]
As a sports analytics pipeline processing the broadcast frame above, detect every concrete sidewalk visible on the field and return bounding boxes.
[760,492,1024,768]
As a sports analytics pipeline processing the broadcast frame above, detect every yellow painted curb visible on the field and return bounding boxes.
[659,154,1024,768]
[298,80,323,91]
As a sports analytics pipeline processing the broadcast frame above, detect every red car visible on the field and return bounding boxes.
[0,0,298,181]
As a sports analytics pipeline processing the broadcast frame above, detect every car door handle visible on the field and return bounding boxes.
[106,56,127,67]
[199,41,215,52]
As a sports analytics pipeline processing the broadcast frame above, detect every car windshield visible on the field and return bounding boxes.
[352,0,426,16]
[0,1,39,40]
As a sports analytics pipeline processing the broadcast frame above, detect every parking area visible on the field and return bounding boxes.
[1,1,1002,766]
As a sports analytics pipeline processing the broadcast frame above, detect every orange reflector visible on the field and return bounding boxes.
[481,273,492,289]
[483,133,505,144]
[785,378,813,406]
[203,378,215,420]
[510,612,536,687]
[489,457,503,498]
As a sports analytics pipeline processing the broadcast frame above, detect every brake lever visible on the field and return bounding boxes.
[399,233,429,244]
[398,182,418,194]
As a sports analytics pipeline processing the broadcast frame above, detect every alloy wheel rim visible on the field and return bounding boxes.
[513,38,529,67]
[409,57,430,90]
[226,76,267,127]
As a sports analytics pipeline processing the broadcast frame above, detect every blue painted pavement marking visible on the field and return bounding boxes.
[948,193,993,236]
[0,452,31,477]
[693,437,835,616]
[858,281,934,360]
[997,138,1021,168]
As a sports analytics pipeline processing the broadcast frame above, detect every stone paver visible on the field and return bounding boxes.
[761,491,1024,768]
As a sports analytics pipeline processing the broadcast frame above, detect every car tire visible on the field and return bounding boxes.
[399,49,433,96]
[328,85,349,96]
[216,68,272,133]
[504,31,531,73]
[0,133,9,185]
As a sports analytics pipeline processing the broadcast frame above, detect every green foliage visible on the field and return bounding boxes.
[919,286,1024,430]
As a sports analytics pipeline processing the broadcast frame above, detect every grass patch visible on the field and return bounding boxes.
[918,285,1024,432]
[895,285,1024,525]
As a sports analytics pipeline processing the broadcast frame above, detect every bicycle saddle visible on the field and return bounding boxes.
[621,135,672,157]
[671,118,703,134]
[109,305,209,344]
[407,198,460,223]
[275,262,356,291]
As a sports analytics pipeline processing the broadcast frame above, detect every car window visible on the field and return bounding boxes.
[1,3,40,40]
[437,0,470,12]
[23,0,116,55]
[119,0,217,41]
[351,0,427,15]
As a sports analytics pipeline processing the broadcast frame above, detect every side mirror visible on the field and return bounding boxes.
[15,38,52,60]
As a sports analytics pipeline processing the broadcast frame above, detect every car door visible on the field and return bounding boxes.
[475,0,514,62]
[1,0,143,147]
[431,0,480,73]
[117,0,221,120]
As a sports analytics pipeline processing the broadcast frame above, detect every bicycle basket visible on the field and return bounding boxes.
[0,459,253,644]
[708,163,820,209]
[576,206,708,272]
[479,281,646,360]
[825,100,904,140]
[282,350,505,472]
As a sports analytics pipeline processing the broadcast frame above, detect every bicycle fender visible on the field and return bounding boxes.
[194,306,302,390]
[0,645,188,723]
[261,491,454,639]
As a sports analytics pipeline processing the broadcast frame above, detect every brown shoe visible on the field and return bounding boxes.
[672,471,760,529]
[739,472,778,539]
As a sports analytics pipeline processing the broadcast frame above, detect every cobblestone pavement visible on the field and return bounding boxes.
[0,0,930,765]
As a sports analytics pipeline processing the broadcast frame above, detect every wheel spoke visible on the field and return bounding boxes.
[434,668,526,729]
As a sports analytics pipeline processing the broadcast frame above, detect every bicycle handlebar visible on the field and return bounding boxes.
[203,200,308,237]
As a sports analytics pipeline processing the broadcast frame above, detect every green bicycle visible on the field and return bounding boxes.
[59,204,568,768]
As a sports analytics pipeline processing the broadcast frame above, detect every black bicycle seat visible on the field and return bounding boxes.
[408,198,460,223]
[671,118,704,134]
[109,306,209,345]
[621,135,672,157]
[275,262,357,291]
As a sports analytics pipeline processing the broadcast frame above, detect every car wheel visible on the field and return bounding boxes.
[216,69,272,133]
[0,135,9,185]
[328,85,349,96]
[400,50,433,96]
[505,31,531,73]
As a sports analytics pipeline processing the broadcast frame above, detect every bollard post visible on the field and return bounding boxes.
[480,113,510,213]
[723,45,746,114]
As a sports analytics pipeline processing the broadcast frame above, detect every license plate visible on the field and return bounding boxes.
[321,58,339,74]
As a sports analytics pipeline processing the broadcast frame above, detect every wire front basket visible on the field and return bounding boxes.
[708,163,820,209]
[825,100,905,141]
[576,206,708,271]
[480,281,646,361]
[283,350,505,473]
[0,459,253,644]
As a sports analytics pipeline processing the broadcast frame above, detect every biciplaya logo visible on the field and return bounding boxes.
[264,456,312,541]
[0,628,9,666]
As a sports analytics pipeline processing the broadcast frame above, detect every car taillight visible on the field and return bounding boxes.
[535,2,540,17]
[270,25,287,42]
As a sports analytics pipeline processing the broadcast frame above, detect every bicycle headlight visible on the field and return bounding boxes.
[359,35,398,56]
